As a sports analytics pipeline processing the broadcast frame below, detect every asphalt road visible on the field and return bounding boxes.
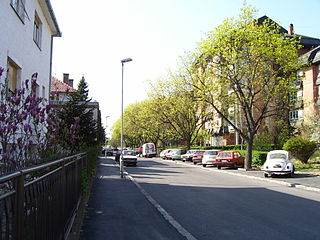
[125,157,320,240]
[80,157,186,240]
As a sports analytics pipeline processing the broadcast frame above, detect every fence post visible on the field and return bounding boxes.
[13,173,25,240]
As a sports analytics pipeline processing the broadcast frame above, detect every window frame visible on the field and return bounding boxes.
[33,12,42,49]
[7,59,21,93]
[10,0,26,23]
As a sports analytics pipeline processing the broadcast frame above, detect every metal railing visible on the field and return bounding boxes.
[0,152,87,240]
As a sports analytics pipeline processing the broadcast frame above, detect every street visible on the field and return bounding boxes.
[125,157,320,240]
[81,156,320,240]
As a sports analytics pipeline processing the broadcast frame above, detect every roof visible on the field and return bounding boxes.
[301,45,320,64]
[257,16,320,49]
[257,15,288,34]
[39,0,62,37]
[51,77,75,93]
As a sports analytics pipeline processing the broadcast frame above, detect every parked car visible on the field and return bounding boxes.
[160,149,170,159]
[192,150,205,165]
[102,147,113,156]
[171,149,188,161]
[121,150,138,166]
[164,149,180,160]
[181,150,199,162]
[202,149,220,167]
[215,151,245,169]
[262,150,294,177]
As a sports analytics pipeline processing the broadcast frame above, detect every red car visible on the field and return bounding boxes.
[192,150,205,165]
[215,151,245,169]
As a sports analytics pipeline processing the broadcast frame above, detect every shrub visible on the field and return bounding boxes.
[283,137,317,163]
[252,152,268,166]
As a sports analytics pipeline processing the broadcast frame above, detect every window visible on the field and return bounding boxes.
[289,110,299,122]
[33,13,42,48]
[10,0,26,22]
[7,59,20,92]
[31,73,39,97]
[42,86,46,99]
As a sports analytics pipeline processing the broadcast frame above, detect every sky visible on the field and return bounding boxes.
[50,0,320,136]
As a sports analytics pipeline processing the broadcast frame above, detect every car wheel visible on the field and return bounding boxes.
[202,164,206,167]
[193,162,196,165]
[217,166,221,169]
[264,173,268,178]
[182,160,185,162]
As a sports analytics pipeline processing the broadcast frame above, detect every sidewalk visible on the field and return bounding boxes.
[80,157,185,240]
[228,168,320,192]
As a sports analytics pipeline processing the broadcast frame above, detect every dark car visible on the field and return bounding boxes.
[102,147,113,156]
[215,151,245,169]
[192,150,205,165]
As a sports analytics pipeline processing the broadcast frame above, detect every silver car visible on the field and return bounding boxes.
[202,150,220,167]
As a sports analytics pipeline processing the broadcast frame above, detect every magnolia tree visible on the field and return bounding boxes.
[0,67,79,173]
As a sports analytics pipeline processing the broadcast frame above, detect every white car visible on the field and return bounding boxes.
[160,149,170,159]
[181,150,198,162]
[202,150,220,167]
[262,150,294,177]
[121,150,138,166]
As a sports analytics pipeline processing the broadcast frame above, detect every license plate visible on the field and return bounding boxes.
[222,160,228,162]
[273,164,281,168]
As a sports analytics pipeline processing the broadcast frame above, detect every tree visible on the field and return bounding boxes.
[148,70,211,148]
[57,76,97,150]
[194,6,302,169]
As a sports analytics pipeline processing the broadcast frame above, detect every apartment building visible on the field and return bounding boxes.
[0,0,61,99]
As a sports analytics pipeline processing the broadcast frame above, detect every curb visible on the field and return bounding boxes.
[172,159,320,194]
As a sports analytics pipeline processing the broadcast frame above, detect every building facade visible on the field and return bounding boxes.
[0,0,61,99]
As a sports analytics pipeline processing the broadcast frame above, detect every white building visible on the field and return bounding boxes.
[0,0,61,99]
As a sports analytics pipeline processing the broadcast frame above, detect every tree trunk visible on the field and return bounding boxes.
[245,134,254,170]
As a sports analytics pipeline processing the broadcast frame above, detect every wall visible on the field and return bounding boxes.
[0,0,58,100]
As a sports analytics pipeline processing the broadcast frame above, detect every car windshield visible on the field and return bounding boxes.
[195,151,204,154]
[123,151,136,156]
[205,151,218,155]
[269,153,286,159]
[219,152,231,158]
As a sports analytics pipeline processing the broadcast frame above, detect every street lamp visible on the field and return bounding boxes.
[120,58,132,178]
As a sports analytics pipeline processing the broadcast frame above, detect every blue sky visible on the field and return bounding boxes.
[50,0,320,134]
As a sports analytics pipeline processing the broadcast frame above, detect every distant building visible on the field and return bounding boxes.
[0,0,61,99]
[50,74,101,126]
[51,73,76,103]
[295,46,320,124]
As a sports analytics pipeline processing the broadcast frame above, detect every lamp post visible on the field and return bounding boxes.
[120,58,132,178]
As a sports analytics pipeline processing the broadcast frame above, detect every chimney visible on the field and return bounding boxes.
[63,73,69,85]
[68,79,74,88]
[289,24,294,35]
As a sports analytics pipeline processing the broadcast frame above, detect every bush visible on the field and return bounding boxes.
[252,152,268,166]
[283,137,317,163]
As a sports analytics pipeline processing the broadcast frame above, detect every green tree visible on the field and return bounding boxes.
[194,6,302,169]
[57,76,98,150]
[148,70,210,148]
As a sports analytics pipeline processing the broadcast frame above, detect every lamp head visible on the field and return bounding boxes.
[121,58,133,63]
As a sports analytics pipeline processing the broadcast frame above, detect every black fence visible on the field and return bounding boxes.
[0,152,87,240]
